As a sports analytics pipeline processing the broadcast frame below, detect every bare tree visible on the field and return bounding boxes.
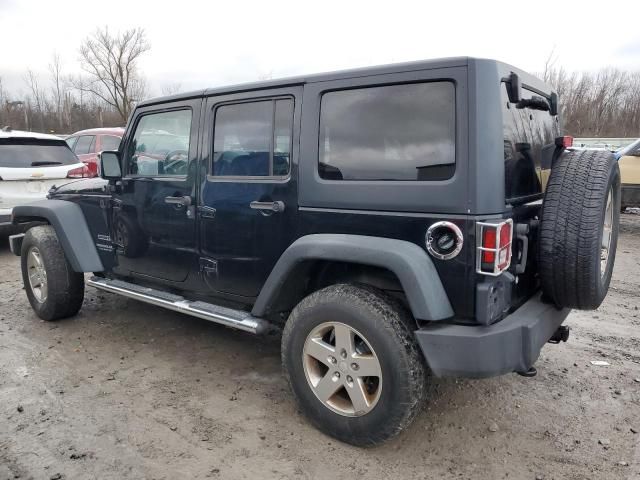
[49,52,65,131]
[24,69,47,132]
[76,27,150,122]
[545,65,640,138]
[161,82,183,96]
[542,46,558,83]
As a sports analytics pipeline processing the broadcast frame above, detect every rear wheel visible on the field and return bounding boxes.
[20,225,85,321]
[281,284,426,446]
[539,149,621,309]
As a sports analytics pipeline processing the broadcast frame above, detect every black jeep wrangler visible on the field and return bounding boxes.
[10,57,620,446]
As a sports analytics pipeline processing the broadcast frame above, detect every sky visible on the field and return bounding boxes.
[1,0,639,98]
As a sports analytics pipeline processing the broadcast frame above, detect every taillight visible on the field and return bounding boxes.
[67,165,91,178]
[477,219,513,276]
[555,136,573,148]
[84,161,98,177]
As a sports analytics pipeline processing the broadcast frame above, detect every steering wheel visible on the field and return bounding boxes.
[163,150,189,175]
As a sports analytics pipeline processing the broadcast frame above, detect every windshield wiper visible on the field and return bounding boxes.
[516,95,550,112]
[31,161,62,166]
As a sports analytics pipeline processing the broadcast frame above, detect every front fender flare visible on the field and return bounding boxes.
[252,234,453,321]
[12,199,104,272]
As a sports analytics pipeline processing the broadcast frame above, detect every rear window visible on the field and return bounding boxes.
[101,135,122,151]
[0,139,79,168]
[502,84,558,201]
[319,82,456,181]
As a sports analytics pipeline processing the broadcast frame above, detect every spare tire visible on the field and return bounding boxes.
[539,149,620,309]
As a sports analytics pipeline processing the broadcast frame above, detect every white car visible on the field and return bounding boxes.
[0,129,89,229]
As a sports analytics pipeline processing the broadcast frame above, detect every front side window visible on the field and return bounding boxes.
[212,98,293,177]
[126,109,191,176]
[319,82,455,181]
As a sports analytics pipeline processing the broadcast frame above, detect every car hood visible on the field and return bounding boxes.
[50,177,110,195]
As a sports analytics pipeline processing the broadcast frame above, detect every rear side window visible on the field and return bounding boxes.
[319,82,456,181]
[74,135,95,155]
[100,135,121,151]
[212,98,293,177]
[0,139,79,168]
[65,136,78,150]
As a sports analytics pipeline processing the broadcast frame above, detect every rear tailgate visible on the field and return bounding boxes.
[0,137,85,210]
[501,81,560,310]
[0,177,75,210]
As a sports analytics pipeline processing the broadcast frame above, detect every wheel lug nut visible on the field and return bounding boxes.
[334,372,340,379]
[351,363,359,370]
[340,349,347,359]
[329,356,336,364]
[347,375,353,383]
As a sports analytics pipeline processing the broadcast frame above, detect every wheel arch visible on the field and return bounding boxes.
[12,200,104,272]
[252,234,453,323]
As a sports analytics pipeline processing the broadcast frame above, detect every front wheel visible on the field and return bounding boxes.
[20,225,85,321]
[281,284,426,446]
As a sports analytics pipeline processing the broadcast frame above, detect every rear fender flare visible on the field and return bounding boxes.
[252,234,454,321]
[12,199,104,272]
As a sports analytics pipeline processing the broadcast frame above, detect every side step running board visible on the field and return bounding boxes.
[87,276,270,335]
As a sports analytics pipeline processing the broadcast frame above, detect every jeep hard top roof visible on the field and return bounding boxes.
[138,57,554,108]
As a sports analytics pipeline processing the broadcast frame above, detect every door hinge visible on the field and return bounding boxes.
[198,206,216,219]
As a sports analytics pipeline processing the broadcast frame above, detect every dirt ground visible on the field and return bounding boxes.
[1,215,639,480]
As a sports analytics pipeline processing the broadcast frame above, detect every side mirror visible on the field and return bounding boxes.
[99,151,122,180]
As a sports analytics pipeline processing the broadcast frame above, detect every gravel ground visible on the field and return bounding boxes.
[1,214,639,480]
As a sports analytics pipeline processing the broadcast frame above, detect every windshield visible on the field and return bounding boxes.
[0,139,79,168]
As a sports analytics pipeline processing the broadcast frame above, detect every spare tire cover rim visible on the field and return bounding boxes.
[601,188,613,278]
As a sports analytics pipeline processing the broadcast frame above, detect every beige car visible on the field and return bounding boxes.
[617,138,640,210]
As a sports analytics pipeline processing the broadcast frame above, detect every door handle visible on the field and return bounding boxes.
[250,200,285,213]
[165,195,192,207]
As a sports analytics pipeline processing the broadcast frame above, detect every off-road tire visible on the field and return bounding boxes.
[539,149,621,309]
[281,284,426,447]
[20,225,85,321]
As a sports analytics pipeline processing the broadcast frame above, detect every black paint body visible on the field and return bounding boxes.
[50,57,560,324]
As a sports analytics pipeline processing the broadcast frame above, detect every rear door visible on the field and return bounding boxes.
[198,87,301,298]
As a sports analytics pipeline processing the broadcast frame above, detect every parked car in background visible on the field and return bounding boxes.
[616,138,640,210]
[65,127,124,176]
[0,128,88,231]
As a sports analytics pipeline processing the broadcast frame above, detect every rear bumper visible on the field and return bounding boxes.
[415,293,570,378]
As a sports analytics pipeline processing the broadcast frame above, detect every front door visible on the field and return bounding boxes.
[111,100,201,283]
[198,87,300,298]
